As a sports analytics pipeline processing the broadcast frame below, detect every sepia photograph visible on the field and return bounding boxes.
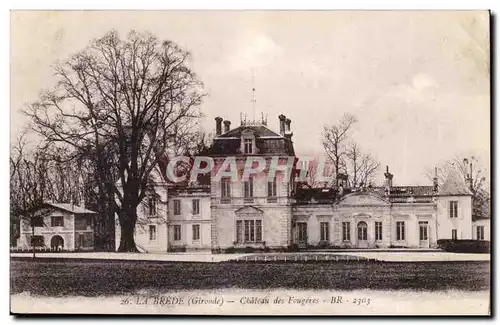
[9,10,491,316]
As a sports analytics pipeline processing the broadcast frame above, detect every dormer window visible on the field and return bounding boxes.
[244,138,253,154]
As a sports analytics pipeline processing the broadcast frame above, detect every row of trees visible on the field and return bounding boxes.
[10,133,118,250]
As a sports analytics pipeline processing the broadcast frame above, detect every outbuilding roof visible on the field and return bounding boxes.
[46,202,97,214]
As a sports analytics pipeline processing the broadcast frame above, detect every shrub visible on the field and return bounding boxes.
[437,239,490,253]
[223,247,236,254]
[168,246,187,253]
[389,245,408,249]
[243,246,255,253]
[286,244,300,252]
[317,241,330,249]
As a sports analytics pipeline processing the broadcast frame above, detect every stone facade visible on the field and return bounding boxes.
[167,187,211,251]
[293,193,440,249]
[125,115,487,252]
[210,158,293,250]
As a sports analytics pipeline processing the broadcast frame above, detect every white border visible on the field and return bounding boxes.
[2,1,497,324]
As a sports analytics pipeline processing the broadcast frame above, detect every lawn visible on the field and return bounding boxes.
[10,257,490,297]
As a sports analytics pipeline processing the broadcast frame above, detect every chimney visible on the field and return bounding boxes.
[384,165,393,188]
[433,167,439,192]
[285,118,293,136]
[223,120,231,133]
[278,114,286,135]
[215,117,223,135]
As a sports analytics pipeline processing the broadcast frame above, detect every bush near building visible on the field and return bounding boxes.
[437,239,490,253]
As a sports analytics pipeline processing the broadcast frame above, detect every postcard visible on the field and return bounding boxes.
[10,10,491,316]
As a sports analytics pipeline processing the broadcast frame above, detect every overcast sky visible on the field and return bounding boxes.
[10,11,490,185]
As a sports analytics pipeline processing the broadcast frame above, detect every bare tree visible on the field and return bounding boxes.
[345,142,380,187]
[25,30,205,252]
[40,144,114,250]
[10,136,52,258]
[322,113,357,187]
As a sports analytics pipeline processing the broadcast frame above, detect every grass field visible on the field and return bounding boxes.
[10,257,490,297]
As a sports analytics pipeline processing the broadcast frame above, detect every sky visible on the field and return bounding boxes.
[10,11,490,185]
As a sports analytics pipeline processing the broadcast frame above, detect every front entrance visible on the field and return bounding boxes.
[297,222,308,248]
[357,221,368,248]
[419,221,429,248]
[50,235,64,250]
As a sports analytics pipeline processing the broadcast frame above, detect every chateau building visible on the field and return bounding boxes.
[118,114,488,253]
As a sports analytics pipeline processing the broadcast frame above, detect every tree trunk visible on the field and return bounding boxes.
[117,208,139,252]
[31,225,36,259]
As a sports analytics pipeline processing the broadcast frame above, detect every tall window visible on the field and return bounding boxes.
[449,201,458,218]
[419,221,428,241]
[357,221,368,241]
[342,222,350,241]
[267,177,277,202]
[221,177,231,203]
[148,196,157,216]
[174,225,181,241]
[236,220,243,243]
[244,177,254,201]
[452,229,458,240]
[244,138,253,154]
[236,219,262,243]
[476,226,485,240]
[51,216,64,227]
[78,234,85,247]
[192,224,200,241]
[173,200,181,215]
[396,221,405,241]
[320,222,330,242]
[375,222,383,241]
[192,199,200,215]
[149,225,156,241]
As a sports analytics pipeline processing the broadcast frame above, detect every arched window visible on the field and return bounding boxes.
[357,221,368,241]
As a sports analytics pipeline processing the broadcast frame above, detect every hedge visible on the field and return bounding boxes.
[437,239,490,253]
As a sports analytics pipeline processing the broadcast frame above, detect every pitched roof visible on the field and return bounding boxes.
[294,185,437,205]
[46,202,97,214]
[211,125,295,156]
[438,171,473,196]
[369,186,435,203]
[218,125,282,138]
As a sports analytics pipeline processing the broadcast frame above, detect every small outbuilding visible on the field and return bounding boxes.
[17,202,97,251]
